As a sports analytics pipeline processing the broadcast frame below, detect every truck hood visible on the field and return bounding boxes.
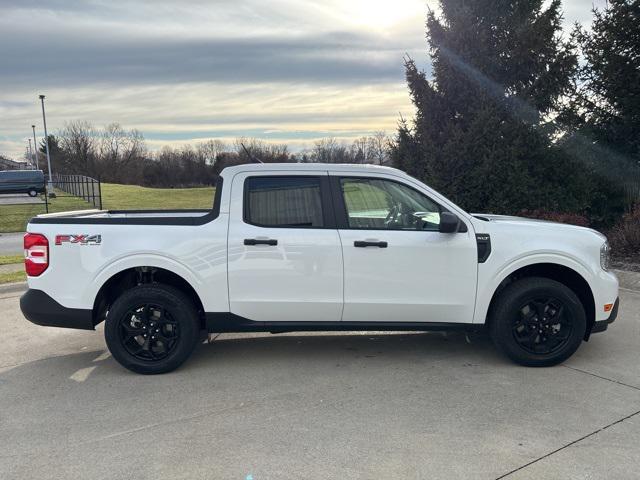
[473,214,561,225]
[471,213,606,241]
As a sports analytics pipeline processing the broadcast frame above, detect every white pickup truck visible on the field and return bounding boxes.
[20,163,619,374]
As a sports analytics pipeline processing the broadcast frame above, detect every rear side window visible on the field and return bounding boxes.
[245,176,324,228]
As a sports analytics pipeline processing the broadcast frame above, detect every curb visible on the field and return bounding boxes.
[0,282,27,295]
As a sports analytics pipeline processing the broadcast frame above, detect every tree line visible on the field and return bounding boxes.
[32,124,391,188]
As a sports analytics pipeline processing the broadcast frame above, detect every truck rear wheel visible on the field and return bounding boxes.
[105,284,200,374]
[489,277,587,367]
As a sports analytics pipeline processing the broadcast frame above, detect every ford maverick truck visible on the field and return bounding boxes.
[20,164,619,374]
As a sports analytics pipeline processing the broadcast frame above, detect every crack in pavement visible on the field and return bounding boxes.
[495,363,640,478]
[563,364,640,392]
[495,408,640,479]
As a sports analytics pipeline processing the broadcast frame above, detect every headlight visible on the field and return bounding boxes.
[600,241,611,271]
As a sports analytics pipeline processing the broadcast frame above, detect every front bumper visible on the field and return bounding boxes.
[20,289,95,330]
[591,297,619,334]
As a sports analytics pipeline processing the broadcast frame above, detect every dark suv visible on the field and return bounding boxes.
[0,170,45,197]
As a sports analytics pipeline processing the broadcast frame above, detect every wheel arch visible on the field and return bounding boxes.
[485,262,596,339]
[92,266,206,329]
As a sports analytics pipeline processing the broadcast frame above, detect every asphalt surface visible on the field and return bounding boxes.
[0,194,43,205]
[0,232,23,255]
[1,285,639,479]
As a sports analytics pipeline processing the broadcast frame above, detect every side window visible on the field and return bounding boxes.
[245,176,324,228]
[340,177,442,230]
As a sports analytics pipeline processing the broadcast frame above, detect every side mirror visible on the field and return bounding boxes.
[439,212,460,233]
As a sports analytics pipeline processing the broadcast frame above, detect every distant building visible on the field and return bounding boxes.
[0,155,32,171]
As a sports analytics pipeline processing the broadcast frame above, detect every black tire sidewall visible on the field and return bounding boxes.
[105,284,200,374]
[490,278,587,367]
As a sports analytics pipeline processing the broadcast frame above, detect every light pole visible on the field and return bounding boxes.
[28,138,34,169]
[39,95,54,195]
[31,124,39,170]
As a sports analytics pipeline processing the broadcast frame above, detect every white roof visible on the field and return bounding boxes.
[221,162,405,176]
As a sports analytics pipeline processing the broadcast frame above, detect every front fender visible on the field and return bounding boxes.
[473,252,596,325]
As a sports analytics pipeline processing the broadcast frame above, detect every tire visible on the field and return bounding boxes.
[105,284,201,374]
[28,189,38,197]
[489,277,586,367]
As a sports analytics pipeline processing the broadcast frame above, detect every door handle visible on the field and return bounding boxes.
[354,240,388,248]
[244,238,278,246]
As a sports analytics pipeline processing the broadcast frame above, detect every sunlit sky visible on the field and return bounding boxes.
[0,0,607,159]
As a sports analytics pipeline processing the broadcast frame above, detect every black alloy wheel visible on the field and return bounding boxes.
[119,304,180,361]
[490,277,587,367]
[512,297,573,355]
[105,284,201,374]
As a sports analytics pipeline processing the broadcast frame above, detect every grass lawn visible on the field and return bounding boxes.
[0,270,25,285]
[0,255,23,265]
[0,184,215,233]
[100,184,214,210]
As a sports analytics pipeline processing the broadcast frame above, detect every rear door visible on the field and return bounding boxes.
[227,171,343,323]
[332,173,478,324]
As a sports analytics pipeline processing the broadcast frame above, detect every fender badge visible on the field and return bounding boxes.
[55,234,102,246]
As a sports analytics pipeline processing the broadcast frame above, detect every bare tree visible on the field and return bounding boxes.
[351,137,369,163]
[197,139,227,165]
[312,138,354,163]
[367,131,391,165]
[99,123,146,182]
[234,137,289,163]
[60,120,97,175]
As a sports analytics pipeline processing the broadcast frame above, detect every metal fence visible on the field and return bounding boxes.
[0,175,102,233]
[51,174,102,210]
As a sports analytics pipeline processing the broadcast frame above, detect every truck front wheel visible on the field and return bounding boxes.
[489,277,587,367]
[105,284,200,374]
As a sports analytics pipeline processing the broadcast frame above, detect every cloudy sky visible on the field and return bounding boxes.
[0,0,606,159]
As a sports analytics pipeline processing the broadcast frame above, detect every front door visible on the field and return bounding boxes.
[227,172,343,323]
[333,174,478,324]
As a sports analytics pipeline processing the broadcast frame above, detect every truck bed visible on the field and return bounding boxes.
[29,208,216,225]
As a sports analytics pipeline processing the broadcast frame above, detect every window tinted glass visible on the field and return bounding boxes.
[341,178,442,230]
[246,177,324,228]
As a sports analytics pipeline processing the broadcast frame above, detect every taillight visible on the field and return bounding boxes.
[24,233,49,276]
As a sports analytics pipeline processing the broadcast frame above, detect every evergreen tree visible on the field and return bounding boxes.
[560,0,640,210]
[392,0,593,215]
[38,134,65,175]
[576,0,640,161]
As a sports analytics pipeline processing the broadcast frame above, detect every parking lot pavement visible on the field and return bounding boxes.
[0,194,43,205]
[1,287,638,480]
[0,232,23,255]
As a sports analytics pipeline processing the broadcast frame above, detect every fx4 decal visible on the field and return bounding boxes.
[55,234,102,246]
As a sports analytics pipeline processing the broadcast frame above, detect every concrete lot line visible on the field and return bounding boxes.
[496,409,640,479]
[562,364,640,392]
